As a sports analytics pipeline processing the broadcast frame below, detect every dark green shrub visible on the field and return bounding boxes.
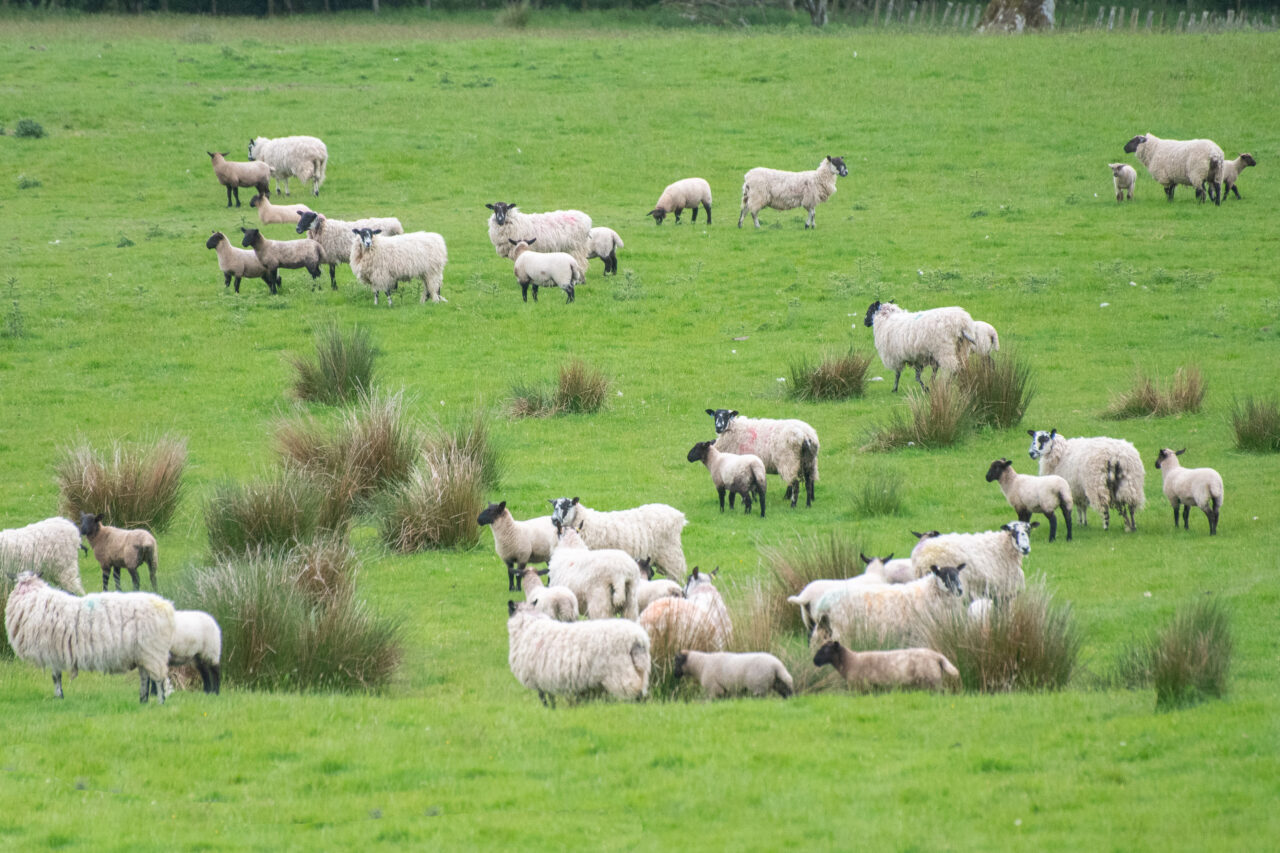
[1153,598,1232,710]
[15,119,45,139]
[852,468,904,517]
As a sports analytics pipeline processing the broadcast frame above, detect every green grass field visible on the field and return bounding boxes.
[2,12,1279,849]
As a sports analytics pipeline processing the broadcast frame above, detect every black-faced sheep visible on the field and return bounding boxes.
[862,300,978,392]
[813,640,959,693]
[1123,133,1224,204]
[486,202,592,268]
[705,409,819,508]
[509,238,584,304]
[1222,153,1256,200]
[240,228,322,294]
[738,156,847,229]
[673,650,793,699]
[985,459,1073,542]
[1154,448,1224,535]
[295,210,405,290]
[648,178,712,225]
[686,440,767,518]
[207,151,270,208]
[549,497,687,582]
[477,501,558,592]
[77,512,158,592]
[206,231,274,294]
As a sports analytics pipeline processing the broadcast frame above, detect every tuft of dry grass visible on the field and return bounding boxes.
[787,348,871,401]
[289,321,377,405]
[378,450,484,553]
[203,469,326,558]
[1230,395,1280,452]
[956,348,1037,429]
[1105,365,1204,419]
[864,378,971,451]
[509,358,611,417]
[54,435,187,532]
[1152,597,1233,710]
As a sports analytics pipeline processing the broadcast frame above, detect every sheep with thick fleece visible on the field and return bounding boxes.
[648,178,713,225]
[673,650,793,699]
[638,568,732,652]
[206,231,273,294]
[909,522,1037,600]
[5,572,174,703]
[587,226,623,276]
[861,300,978,392]
[1222,153,1256,200]
[813,640,959,693]
[477,501,558,592]
[240,228,322,294]
[248,135,328,197]
[547,525,639,620]
[636,559,683,614]
[1155,448,1224,536]
[1027,429,1146,531]
[1123,133,1225,204]
[78,512,158,592]
[972,320,1001,355]
[1108,163,1137,202]
[705,409,819,508]
[687,440,767,518]
[0,517,86,595]
[985,459,1073,542]
[250,193,311,225]
[295,210,404,290]
[507,601,650,707]
[549,497,687,582]
[509,239,584,304]
[350,227,448,305]
[485,202,592,268]
[739,156,848,229]
[168,610,221,694]
[207,151,270,208]
[823,565,967,646]
[518,567,579,623]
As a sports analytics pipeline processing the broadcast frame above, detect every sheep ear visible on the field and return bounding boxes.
[1027,430,1036,437]
[536,569,549,576]
[955,563,966,572]
[859,553,871,565]
[571,497,579,505]
[507,600,517,616]
[884,552,893,562]
[547,499,556,506]
[728,411,738,419]
[705,409,716,416]
[497,501,506,511]
[1029,522,1040,529]
[1175,448,1186,456]
[485,203,495,210]
[1050,429,1057,439]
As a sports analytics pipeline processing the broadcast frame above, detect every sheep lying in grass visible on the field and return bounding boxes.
[813,640,959,693]
[1123,132,1224,204]
[638,568,732,652]
[207,151,269,208]
[636,559,683,614]
[738,156,847,229]
[686,440,767,518]
[240,228,322,294]
[0,517,86,595]
[518,567,579,623]
[648,178,712,225]
[706,409,819,508]
[248,135,328,197]
[862,300,978,392]
[1222,153,1256,200]
[1108,163,1137,202]
[206,231,273,293]
[509,238,584,304]
[350,227,448,305]
[910,523,1036,601]
[673,650,793,699]
[250,193,312,225]
[824,564,966,645]
[477,501,558,592]
[985,459,1073,542]
[486,202,592,268]
[1028,429,1145,531]
[77,513,158,592]
[548,525,640,620]
[586,226,623,276]
[1155,448,1224,535]
[295,211,405,290]
[550,497,687,582]
[168,610,221,694]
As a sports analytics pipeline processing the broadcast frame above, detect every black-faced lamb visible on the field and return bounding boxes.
[350,227,448,305]
[477,501,558,592]
[686,440,767,518]
[509,238,584,304]
[813,640,959,693]
[77,512,158,592]
[1154,448,1224,535]
[909,523,1036,601]
[250,193,312,225]
[1108,163,1137,202]
[0,517,86,595]
[738,155,847,229]
[586,226,623,276]
[518,567,579,623]
[705,409,819,508]
[673,650,793,699]
[168,609,222,694]
[1027,429,1145,531]
[862,300,978,392]
[485,202,592,268]
[821,564,966,646]
[1221,153,1256,200]
[240,227,322,295]
[295,210,405,290]
[206,231,274,293]
[1123,133,1225,204]
[635,559,683,614]
[647,178,712,225]
[248,135,328,197]
[207,151,270,208]
[984,458,1073,542]
[549,497,687,582]
[547,524,640,620]
[638,567,732,652]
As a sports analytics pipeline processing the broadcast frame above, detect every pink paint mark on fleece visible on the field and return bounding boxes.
[738,427,759,453]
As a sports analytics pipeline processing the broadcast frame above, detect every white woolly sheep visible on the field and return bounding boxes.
[350,227,447,305]
[295,210,404,290]
[5,572,174,703]
[789,562,891,634]
[247,135,328,197]
[635,559,683,614]
[506,600,650,707]
[207,151,270,208]
[1108,163,1137,202]
[0,517,86,595]
[586,226,623,276]
[509,238,584,304]
[485,202,592,268]
[1123,133,1224,204]
[547,525,640,620]
[673,650,793,699]
[240,227,322,295]
[984,458,1073,542]
[549,497,687,582]
[686,440,767,518]
[249,193,312,225]
[972,320,1001,355]
[823,564,967,646]
[168,609,221,694]
[518,567,579,623]
[861,300,978,392]
[206,231,274,294]
[77,512,158,592]
[1221,153,1256,201]
[1027,428,1146,531]
[705,409,819,508]
[1155,448,1224,536]
[647,178,713,226]
[910,523,1037,601]
[738,155,848,229]
[638,567,732,652]
[477,501,558,592]
[812,640,959,693]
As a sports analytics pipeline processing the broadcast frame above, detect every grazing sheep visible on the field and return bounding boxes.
[1221,153,1256,200]
[910,523,1036,601]
[635,559,683,613]
[509,238,584,304]
[477,501,558,592]
[5,572,174,703]
[1027,429,1145,531]
[647,178,713,225]
[673,650,793,699]
[295,210,405,290]
[638,567,732,652]
[547,525,640,620]
[1123,133,1225,204]
[738,155,847,229]
[1154,448,1224,535]
[518,566,579,623]
[168,609,221,694]
[506,600,650,707]
[249,193,312,225]
[350,227,448,305]
[984,458,1074,542]
[813,640,959,693]
[686,440,767,518]
[706,409,819,508]
[972,320,1001,355]
[861,300,978,392]
[549,497,687,582]
[248,135,328,197]
[586,226,623,276]
[1108,162,1137,202]
[823,564,967,646]
[240,227,322,294]
[485,202,592,268]
[77,512,158,592]
[206,231,274,294]
[206,151,270,208]
[0,517,86,595]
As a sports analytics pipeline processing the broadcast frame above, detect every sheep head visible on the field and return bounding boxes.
[686,441,714,463]
[1026,429,1058,461]
[1000,522,1038,555]
[985,458,1013,482]
[1123,134,1147,154]
[812,640,842,668]
[826,156,849,177]
[647,207,668,225]
[705,409,738,434]
[296,210,320,235]
[486,202,518,225]
[928,563,966,597]
[549,497,579,527]
[476,501,507,526]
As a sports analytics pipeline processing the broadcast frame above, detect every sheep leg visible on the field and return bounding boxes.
[124,565,141,591]
[804,207,816,229]
[1230,185,1242,200]
[1101,505,1110,531]
[233,276,242,294]
[52,671,64,699]
[532,284,540,302]
[703,201,712,225]
[805,474,814,508]
[520,282,530,302]
[1062,505,1073,541]
[690,205,698,223]
[147,556,157,591]
[327,263,338,289]
[1164,184,1175,201]
[223,271,232,289]
[507,561,519,592]
[196,660,214,693]
[788,478,800,509]
[139,670,151,704]
[741,492,751,514]
[1208,506,1219,536]
[227,186,237,208]
[102,565,111,592]
[1181,504,1190,530]
[718,487,727,512]
[759,486,767,518]
[676,209,683,224]
[914,365,927,392]
[1043,511,1057,542]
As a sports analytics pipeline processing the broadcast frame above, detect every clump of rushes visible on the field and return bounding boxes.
[54,435,187,532]
[788,348,871,401]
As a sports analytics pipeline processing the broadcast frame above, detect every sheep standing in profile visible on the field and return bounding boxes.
[248,135,328,197]
[1123,133,1224,204]
[477,501,558,592]
[250,193,312,225]
[295,210,405,289]
[207,151,270,208]
[206,231,274,294]
[984,459,1073,542]
[673,650,793,699]
[509,238,584,304]
[687,440,767,518]
[647,178,712,225]
[78,512,158,592]
[240,227,323,294]
[910,523,1037,601]
[1154,448,1224,535]
[862,300,978,392]
[350,227,448,305]
[738,156,847,229]
[1221,153,1256,200]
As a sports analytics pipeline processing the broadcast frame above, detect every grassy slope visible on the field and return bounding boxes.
[1,14,1278,849]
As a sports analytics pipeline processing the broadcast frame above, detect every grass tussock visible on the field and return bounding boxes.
[54,435,187,532]
[204,470,326,558]
[1104,365,1205,419]
[378,451,484,553]
[289,322,377,406]
[864,378,971,451]
[1230,395,1280,452]
[761,530,865,635]
[787,348,871,401]
[956,349,1037,429]
[495,0,532,28]
[852,468,905,517]
[510,359,611,417]
[645,611,726,701]
[426,412,503,491]
[1153,598,1233,710]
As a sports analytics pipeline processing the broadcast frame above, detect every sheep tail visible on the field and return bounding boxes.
[940,657,961,682]
[1208,152,1224,183]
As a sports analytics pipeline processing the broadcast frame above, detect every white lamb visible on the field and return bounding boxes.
[972,320,1001,355]
[477,501,558,592]
[1154,448,1224,536]
[295,210,404,290]
[168,609,222,695]
[547,525,640,620]
[1108,163,1137,202]
[823,564,967,646]
[1221,153,1256,201]
[248,135,328,197]
[673,650,793,699]
[586,226,623,276]
[861,300,978,392]
[509,238,584,304]
[1123,133,1224,204]
[5,572,174,703]
[909,522,1037,601]
[638,568,732,652]
[647,178,713,225]
[686,440,767,518]
[518,567,579,623]
[507,600,650,707]
[549,497,687,582]
[635,559,683,614]
[485,202,592,268]
[0,517,85,594]
[705,409,819,508]
[1027,429,1146,531]
[350,227,447,305]
[738,155,848,229]
[984,458,1074,542]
